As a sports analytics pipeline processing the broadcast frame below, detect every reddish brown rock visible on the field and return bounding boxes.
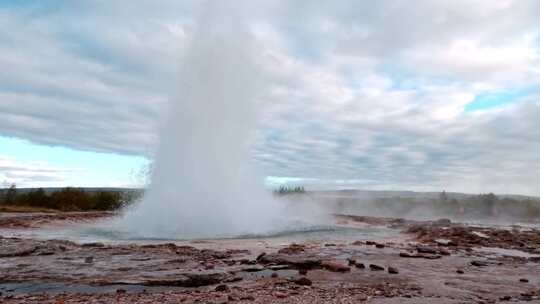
[291,277,312,286]
[278,244,306,255]
[321,260,351,272]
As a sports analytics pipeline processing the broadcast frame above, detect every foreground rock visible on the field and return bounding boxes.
[406,222,540,254]
[1,213,540,303]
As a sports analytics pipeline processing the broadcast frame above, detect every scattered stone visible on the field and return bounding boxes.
[347,258,356,266]
[369,264,385,271]
[439,248,451,256]
[388,267,399,274]
[81,242,105,248]
[267,265,290,271]
[375,243,385,248]
[399,251,442,259]
[226,276,243,283]
[471,260,489,267]
[456,269,464,274]
[116,288,126,294]
[435,239,456,246]
[271,272,278,278]
[499,295,512,301]
[240,295,255,301]
[242,265,264,272]
[278,244,305,255]
[355,263,366,269]
[519,278,529,283]
[215,284,229,292]
[324,243,336,247]
[416,246,438,254]
[471,231,490,239]
[321,260,350,272]
[255,252,266,261]
[291,277,312,286]
[275,291,288,298]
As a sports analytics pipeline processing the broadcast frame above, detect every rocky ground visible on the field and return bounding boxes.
[0,212,539,303]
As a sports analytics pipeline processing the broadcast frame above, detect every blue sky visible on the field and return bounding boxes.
[0,136,148,188]
[1,1,540,195]
[465,88,533,112]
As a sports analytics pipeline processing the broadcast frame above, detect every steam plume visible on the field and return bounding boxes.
[116,1,289,239]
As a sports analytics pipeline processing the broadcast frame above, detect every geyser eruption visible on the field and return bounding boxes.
[116,2,289,239]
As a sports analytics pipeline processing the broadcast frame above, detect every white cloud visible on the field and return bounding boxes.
[0,1,540,194]
[0,155,74,187]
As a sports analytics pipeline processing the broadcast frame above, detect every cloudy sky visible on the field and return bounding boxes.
[1,1,539,195]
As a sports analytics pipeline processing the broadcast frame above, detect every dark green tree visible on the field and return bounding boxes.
[5,184,17,205]
[25,188,50,207]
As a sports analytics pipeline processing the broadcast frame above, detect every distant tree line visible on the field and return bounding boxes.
[0,184,142,211]
[274,186,306,196]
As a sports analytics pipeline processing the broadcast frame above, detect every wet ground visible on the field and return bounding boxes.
[1,212,539,303]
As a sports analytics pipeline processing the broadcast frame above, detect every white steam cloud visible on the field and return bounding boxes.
[115,1,303,239]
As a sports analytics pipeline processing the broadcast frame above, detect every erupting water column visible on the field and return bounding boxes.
[116,2,287,239]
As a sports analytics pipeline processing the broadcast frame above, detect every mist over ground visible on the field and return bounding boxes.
[279,189,540,225]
